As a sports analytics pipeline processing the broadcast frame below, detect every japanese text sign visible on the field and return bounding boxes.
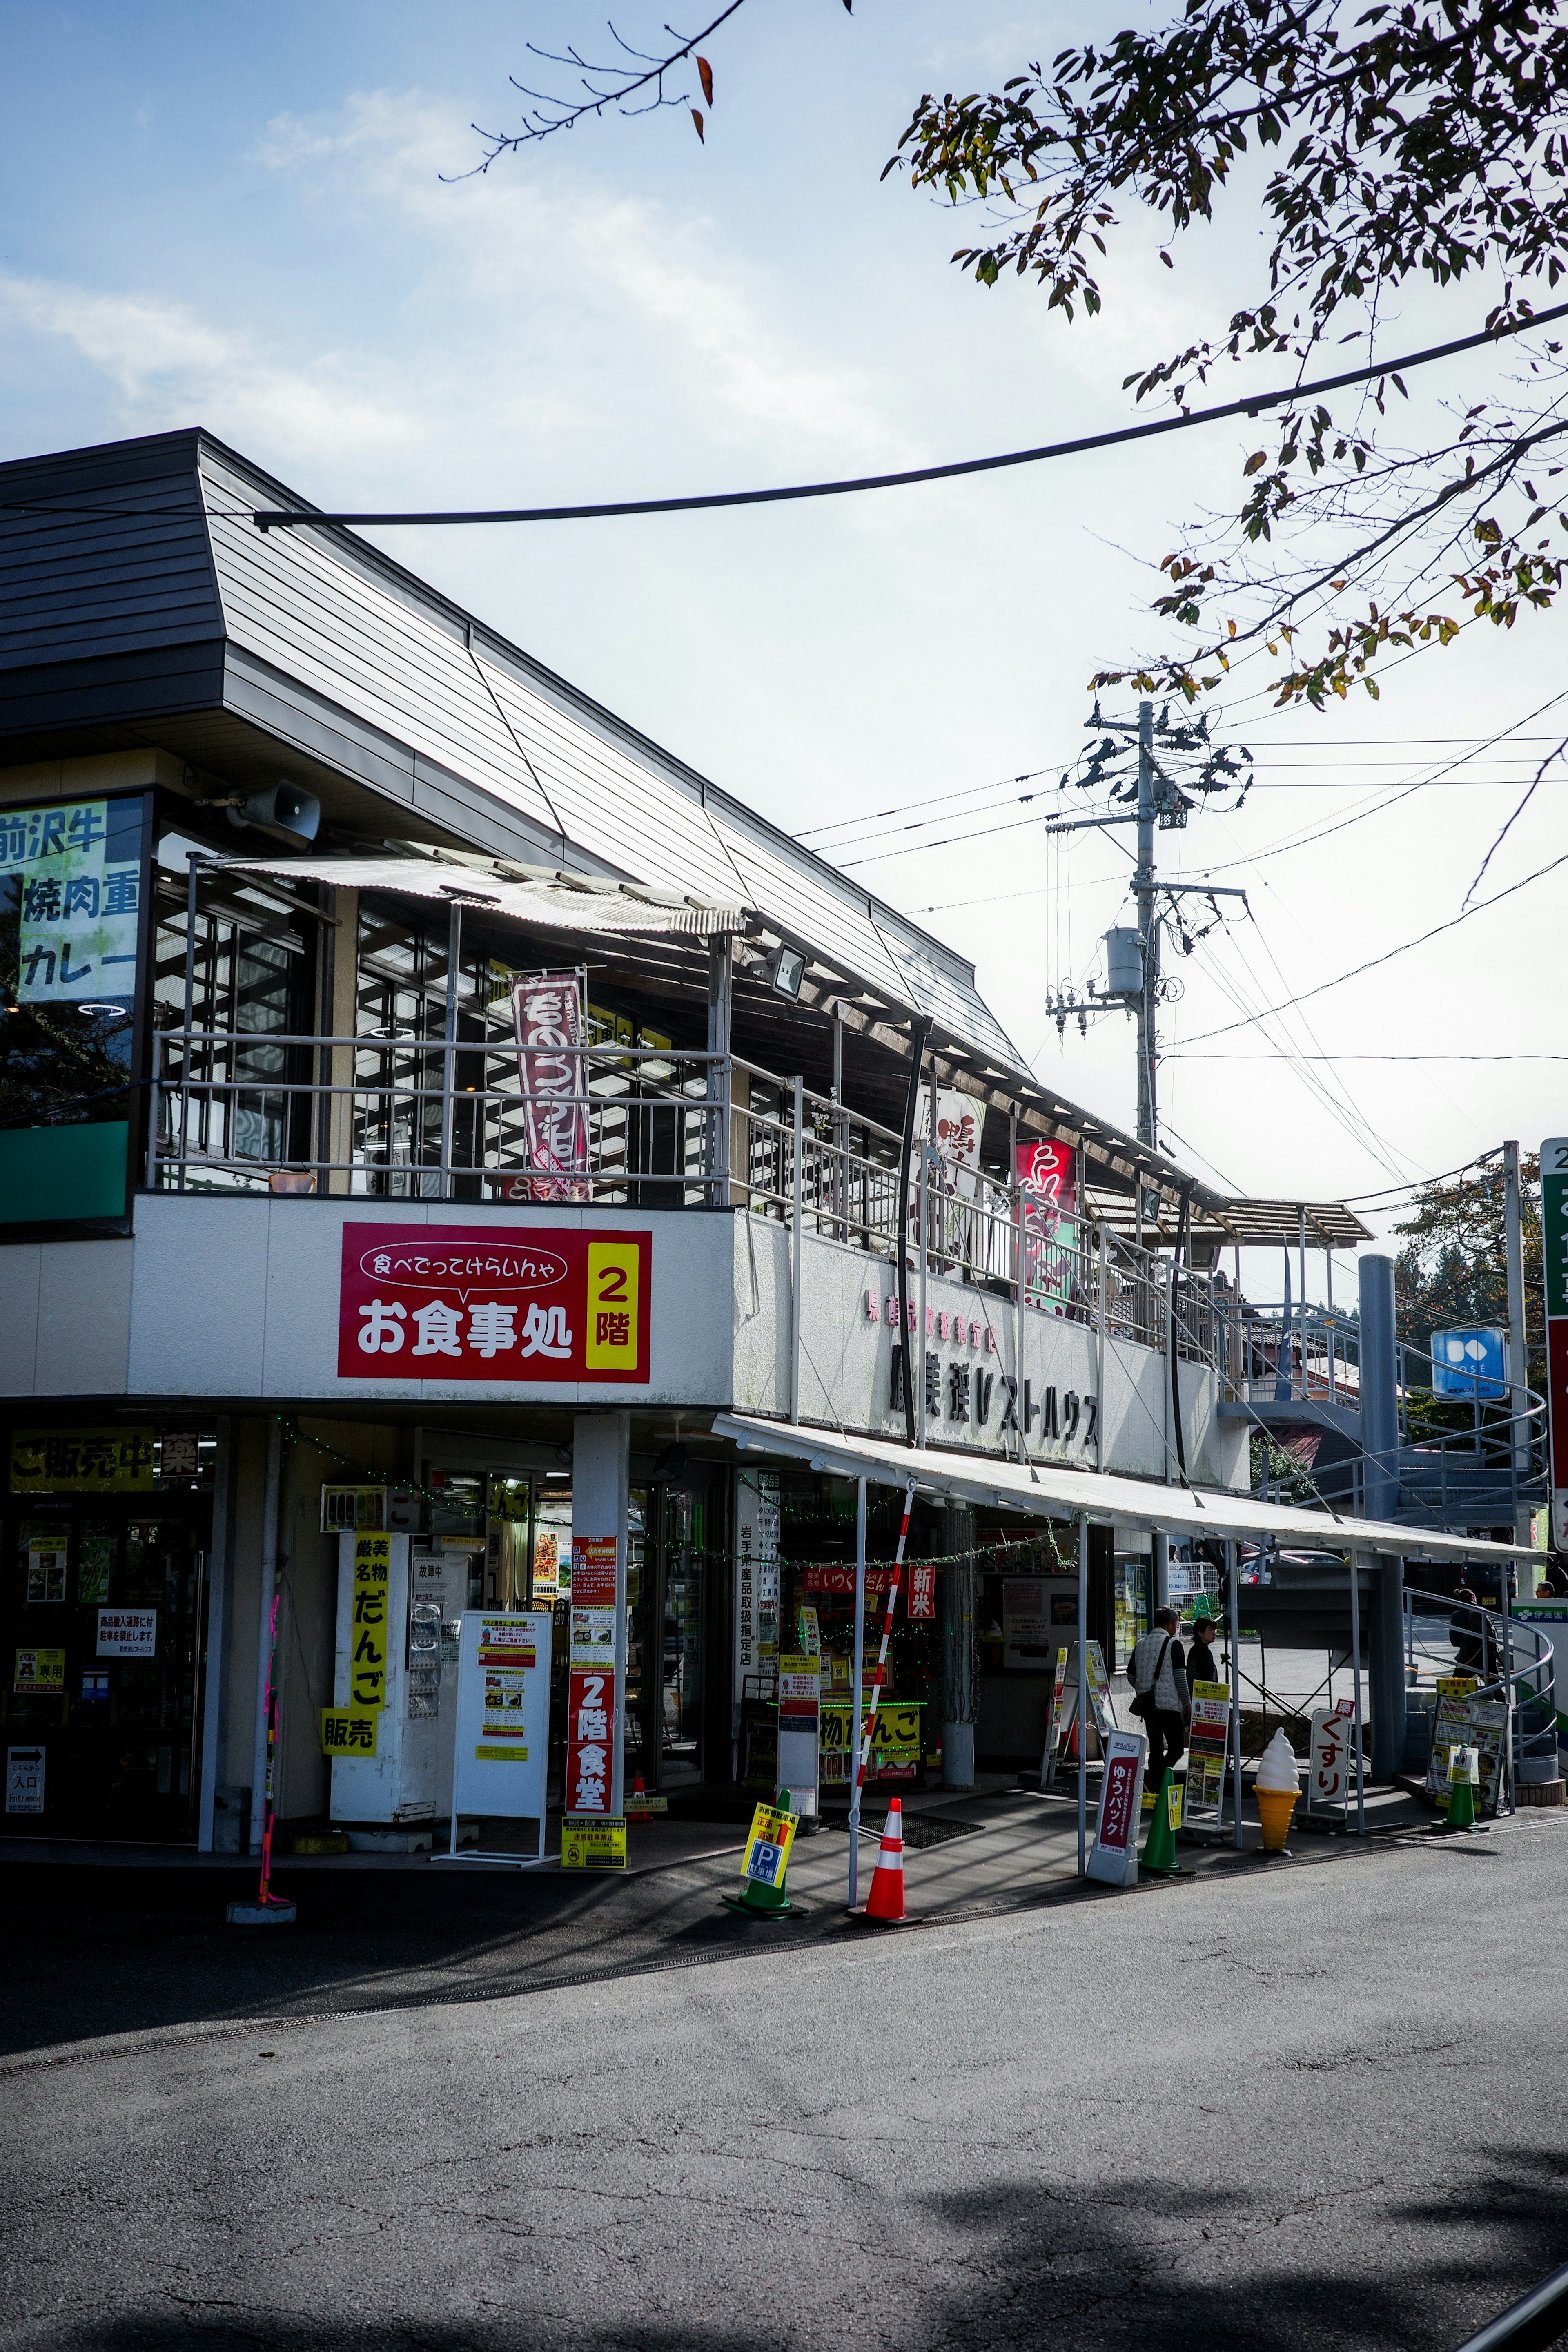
[909,1563,935,1620]
[11,1427,154,1493]
[351,1534,390,1708]
[451,1611,553,1830]
[13,1648,65,1696]
[338,1224,650,1384]
[509,970,591,1204]
[570,1536,617,1606]
[95,1610,156,1660]
[566,1665,617,1815]
[320,1708,379,1757]
[1088,1730,1147,1884]
[742,1801,798,1886]
[561,1817,627,1870]
[4,798,142,1005]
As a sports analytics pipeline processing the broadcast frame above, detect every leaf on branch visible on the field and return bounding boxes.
[691,107,705,141]
[1243,450,1269,476]
[697,55,714,106]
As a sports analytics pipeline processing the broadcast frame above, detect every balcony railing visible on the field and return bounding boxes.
[144,1026,1224,1364]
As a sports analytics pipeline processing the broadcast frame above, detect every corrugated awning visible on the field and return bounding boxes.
[710,1413,1534,1561]
[219,855,747,937]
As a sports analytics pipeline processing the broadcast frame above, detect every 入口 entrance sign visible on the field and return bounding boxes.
[6,1746,45,1815]
[337,1225,650,1384]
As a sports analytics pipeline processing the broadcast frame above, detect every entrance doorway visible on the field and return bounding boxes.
[3,1494,210,1840]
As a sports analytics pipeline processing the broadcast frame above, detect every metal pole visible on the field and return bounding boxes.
[1095,1222,1107,1472]
[1349,1549,1367,1836]
[179,850,203,1195]
[848,1475,867,1910]
[1227,1539,1243,1848]
[1298,1206,1308,1398]
[917,1147,930,1447]
[1504,1140,1533,1546]
[1134,698,1158,1150]
[790,1073,804,1425]
[249,1416,283,1856]
[706,935,733,1203]
[1077,1511,1089,1877]
[440,899,462,1198]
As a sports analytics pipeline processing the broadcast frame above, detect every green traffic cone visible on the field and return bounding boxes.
[1139,1768,1183,1877]
[721,1788,795,1918]
[1443,1751,1478,1834]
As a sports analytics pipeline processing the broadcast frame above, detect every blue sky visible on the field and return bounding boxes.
[2,1,1561,1277]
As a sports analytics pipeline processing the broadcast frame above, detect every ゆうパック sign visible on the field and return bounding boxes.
[337,1225,650,1384]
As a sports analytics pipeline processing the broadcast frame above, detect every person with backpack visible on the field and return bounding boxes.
[1128,1606,1192,1787]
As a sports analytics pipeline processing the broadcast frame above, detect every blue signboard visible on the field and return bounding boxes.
[1431,1327,1508,1400]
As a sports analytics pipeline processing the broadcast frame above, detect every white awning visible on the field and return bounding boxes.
[710,1413,1535,1562]
[220,856,746,937]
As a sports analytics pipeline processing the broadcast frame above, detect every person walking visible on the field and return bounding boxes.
[1186,1612,1224,1690]
[1129,1607,1191,1788]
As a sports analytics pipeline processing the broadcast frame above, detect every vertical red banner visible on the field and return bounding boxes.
[565,1665,614,1816]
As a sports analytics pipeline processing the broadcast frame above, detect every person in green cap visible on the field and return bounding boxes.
[1186,1612,1223,1688]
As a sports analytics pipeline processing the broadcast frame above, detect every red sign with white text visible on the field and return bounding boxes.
[910,1563,935,1620]
[336,1224,650,1383]
[566,1666,615,1815]
[571,1537,617,1606]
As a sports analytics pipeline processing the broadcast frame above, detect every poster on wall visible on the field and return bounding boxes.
[1016,1139,1079,1314]
[564,1604,619,1818]
[5,799,141,1005]
[338,1224,650,1384]
[910,1086,983,1274]
[734,1467,781,1697]
[508,970,591,1204]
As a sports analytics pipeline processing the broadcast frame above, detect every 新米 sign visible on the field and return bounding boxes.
[337,1224,650,1383]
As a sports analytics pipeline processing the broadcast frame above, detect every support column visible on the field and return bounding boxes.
[1370,1548,1408,1782]
[941,1502,976,1790]
[247,1416,282,1856]
[1358,1253,1399,1523]
[1151,1531,1170,1614]
[197,1416,234,1853]
[572,1412,631,1818]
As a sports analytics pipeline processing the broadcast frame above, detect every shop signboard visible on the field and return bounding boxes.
[1307,1699,1356,1813]
[1087,1728,1147,1885]
[570,1536,617,1605]
[1016,1139,1078,1313]
[910,1086,982,1273]
[10,1428,154,1493]
[338,1224,650,1384]
[350,1535,390,1708]
[1544,1139,1568,1547]
[531,1530,560,1602]
[564,1605,619,1819]
[13,1648,65,1696]
[451,1610,553,1846]
[508,969,592,1204]
[741,1800,798,1888]
[734,1467,781,1698]
[1182,1678,1231,1830]
[909,1564,935,1621]
[159,1431,200,1480]
[95,1609,156,1660]
[776,1652,820,1817]
[1003,1575,1076,1671]
[1431,1327,1508,1401]
[561,1817,627,1870]
[1041,1642,1116,1785]
[6,1746,44,1815]
[7,798,141,1005]
[319,1708,379,1757]
[1427,1674,1480,1803]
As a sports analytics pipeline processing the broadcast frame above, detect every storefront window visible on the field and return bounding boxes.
[0,792,149,1230]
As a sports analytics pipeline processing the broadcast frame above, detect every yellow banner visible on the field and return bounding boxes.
[14,1647,65,1696]
[562,1817,627,1870]
[320,1706,379,1756]
[741,1801,798,1887]
[351,1533,390,1710]
[11,1427,154,1493]
[584,1239,640,1369]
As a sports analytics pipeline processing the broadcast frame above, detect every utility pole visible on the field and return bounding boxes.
[1503,1139,1533,1547]
[1134,698,1158,1152]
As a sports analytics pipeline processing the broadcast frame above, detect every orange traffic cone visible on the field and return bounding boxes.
[864,1799,908,1924]
[628,1775,648,1815]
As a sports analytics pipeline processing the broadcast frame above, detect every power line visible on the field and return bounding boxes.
[241,299,1568,531]
[1180,845,1568,1046]
[1165,1052,1568,1061]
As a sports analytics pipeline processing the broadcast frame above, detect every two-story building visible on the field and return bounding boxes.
[1,428,1523,1855]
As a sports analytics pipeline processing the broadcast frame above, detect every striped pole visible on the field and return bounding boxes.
[853,1481,918,1806]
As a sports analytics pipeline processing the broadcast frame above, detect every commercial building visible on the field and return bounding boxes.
[0,429,1525,1850]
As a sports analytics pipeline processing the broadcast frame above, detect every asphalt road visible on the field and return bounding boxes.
[6,1813,1568,2352]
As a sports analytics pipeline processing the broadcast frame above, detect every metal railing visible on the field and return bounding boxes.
[1404,1585,1558,1812]
[144,1025,1228,1368]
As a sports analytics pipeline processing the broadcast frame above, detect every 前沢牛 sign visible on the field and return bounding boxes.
[337,1224,650,1383]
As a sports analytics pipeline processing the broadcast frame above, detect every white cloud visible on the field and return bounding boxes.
[0,270,421,463]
